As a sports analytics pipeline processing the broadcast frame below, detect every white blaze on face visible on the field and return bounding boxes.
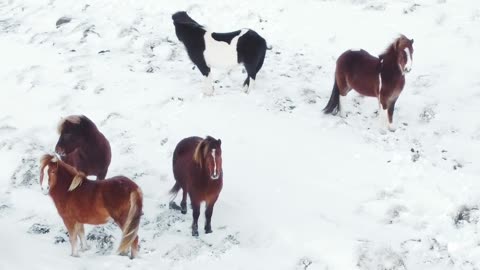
[404,47,413,72]
[211,149,219,180]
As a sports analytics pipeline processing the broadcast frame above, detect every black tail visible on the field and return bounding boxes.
[323,80,340,114]
[169,182,181,196]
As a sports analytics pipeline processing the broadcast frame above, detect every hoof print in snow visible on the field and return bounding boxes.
[160,137,169,146]
[419,106,436,123]
[87,226,115,254]
[452,160,464,170]
[302,89,320,104]
[357,242,406,270]
[54,236,67,244]
[98,50,110,54]
[410,148,420,162]
[454,205,479,227]
[275,97,296,113]
[56,17,72,28]
[403,4,421,14]
[28,223,50,234]
[296,257,313,270]
[364,4,386,11]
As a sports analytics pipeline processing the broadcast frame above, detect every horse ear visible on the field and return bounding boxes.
[68,173,85,191]
[218,139,221,146]
[411,38,414,44]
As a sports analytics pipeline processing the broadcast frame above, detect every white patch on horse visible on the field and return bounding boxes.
[350,48,362,52]
[244,78,255,94]
[41,165,50,194]
[378,74,382,96]
[203,29,248,68]
[211,149,219,180]
[379,108,395,132]
[203,72,214,96]
[404,47,412,73]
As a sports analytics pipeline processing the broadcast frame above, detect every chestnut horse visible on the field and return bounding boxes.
[40,154,143,258]
[169,136,223,236]
[55,115,111,179]
[323,35,414,131]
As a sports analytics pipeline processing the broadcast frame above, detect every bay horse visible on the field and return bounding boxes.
[172,11,267,95]
[39,154,143,259]
[55,115,111,179]
[323,35,414,131]
[169,136,223,236]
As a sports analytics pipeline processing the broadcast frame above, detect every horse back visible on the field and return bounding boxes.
[336,49,381,97]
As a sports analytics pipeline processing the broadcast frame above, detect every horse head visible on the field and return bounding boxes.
[394,35,414,74]
[40,154,86,193]
[55,115,96,157]
[193,136,222,180]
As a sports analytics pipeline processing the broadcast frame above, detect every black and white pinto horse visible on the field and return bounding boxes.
[172,11,267,95]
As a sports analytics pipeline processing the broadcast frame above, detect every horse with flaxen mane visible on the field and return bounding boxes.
[323,35,414,131]
[169,136,223,236]
[172,11,267,95]
[56,115,111,179]
[40,154,143,258]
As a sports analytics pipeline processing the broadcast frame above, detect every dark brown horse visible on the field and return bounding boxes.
[169,136,223,236]
[40,154,143,259]
[55,115,111,179]
[323,35,414,131]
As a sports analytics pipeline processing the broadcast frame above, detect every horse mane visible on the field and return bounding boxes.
[172,11,205,30]
[379,34,408,60]
[193,136,216,168]
[39,153,86,191]
[57,115,97,134]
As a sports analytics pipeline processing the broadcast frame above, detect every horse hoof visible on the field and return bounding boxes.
[71,253,80,258]
[181,209,187,215]
[192,230,199,237]
[205,228,213,234]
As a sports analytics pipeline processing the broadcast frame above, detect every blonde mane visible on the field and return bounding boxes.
[39,154,86,191]
[57,115,82,134]
[193,139,208,168]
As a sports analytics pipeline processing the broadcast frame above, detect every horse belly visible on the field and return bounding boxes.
[204,33,239,68]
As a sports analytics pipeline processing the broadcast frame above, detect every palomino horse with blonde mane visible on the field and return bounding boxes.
[40,154,142,258]
[323,35,414,131]
[55,115,111,179]
[169,136,223,236]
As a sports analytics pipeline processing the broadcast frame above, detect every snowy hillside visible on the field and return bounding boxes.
[1,0,480,269]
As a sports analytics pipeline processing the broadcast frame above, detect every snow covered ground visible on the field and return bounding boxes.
[1,0,479,269]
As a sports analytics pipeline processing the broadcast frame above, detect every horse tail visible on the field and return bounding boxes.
[117,188,143,257]
[169,182,181,196]
[323,79,340,114]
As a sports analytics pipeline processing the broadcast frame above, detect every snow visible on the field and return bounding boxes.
[0,0,479,269]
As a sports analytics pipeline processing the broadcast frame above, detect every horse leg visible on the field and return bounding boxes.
[204,197,218,234]
[243,62,257,94]
[131,236,139,259]
[181,189,188,214]
[191,200,201,237]
[64,220,80,257]
[387,98,398,132]
[196,61,213,96]
[77,224,90,251]
[337,76,350,117]
[378,95,390,132]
